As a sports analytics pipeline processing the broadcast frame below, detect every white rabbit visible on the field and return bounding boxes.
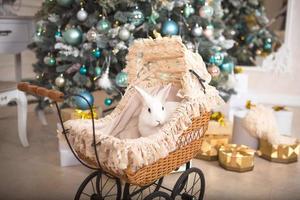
[135,84,179,137]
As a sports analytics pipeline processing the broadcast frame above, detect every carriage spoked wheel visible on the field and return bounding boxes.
[74,170,122,200]
[171,168,205,200]
[123,177,164,200]
[144,191,172,200]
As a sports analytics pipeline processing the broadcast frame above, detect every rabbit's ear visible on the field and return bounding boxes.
[156,83,172,103]
[135,86,153,106]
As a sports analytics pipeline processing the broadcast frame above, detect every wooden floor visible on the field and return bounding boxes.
[0,105,300,200]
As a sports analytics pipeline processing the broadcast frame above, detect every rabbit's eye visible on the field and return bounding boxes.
[162,106,164,111]
[148,108,151,113]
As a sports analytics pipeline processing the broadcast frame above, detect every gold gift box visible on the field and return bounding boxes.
[258,139,300,163]
[207,120,233,136]
[219,144,255,172]
[196,134,229,161]
[61,107,101,122]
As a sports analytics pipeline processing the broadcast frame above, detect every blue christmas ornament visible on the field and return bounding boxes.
[91,48,101,59]
[57,0,73,7]
[104,98,113,106]
[95,66,102,76]
[79,65,87,75]
[96,18,111,33]
[264,43,272,51]
[55,30,62,38]
[115,72,128,87]
[63,28,82,46]
[162,19,179,36]
[263,38,272,51]
[209,52,224,66]
[220,61,234,73]
[183,4,195,18]
[129,7,145,26]
[74,91,94,110]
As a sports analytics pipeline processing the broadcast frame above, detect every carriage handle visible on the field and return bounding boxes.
[17,82,101,170]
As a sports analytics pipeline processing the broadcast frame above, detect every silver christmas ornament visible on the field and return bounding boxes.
[118,28,130,41]
[86,27,97,42]
[76,8,88,21]
[192,23,203,37]
[55,74,65,87]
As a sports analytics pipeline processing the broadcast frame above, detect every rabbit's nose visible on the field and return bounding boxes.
[156,120,161,125]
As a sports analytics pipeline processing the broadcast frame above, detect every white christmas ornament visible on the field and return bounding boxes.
[76,8,88,21]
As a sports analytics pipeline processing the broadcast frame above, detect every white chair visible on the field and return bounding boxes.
[0,81,28,147]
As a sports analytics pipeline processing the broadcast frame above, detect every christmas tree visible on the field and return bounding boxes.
[29,0,236,110]
[222,0,282,66]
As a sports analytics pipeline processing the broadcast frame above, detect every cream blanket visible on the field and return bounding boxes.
[63,37,224,174]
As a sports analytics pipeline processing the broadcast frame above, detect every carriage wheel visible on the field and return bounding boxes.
[74,170,121,200]
[123,177,164,200]
[171,168,205,200]
[144,191,172,200]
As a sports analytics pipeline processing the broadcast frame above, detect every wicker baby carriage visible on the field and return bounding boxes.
[18,37,223,200]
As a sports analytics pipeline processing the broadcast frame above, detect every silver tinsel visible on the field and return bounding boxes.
[185,42,195,52]
[54,42,80,57]
[116,41,127,50]
[48,14,60,23]
[108,27,120,38]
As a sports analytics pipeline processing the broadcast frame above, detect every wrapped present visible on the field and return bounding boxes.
[219,144,255,172]
[61,107,101,122]
[258,139,300,163]
[196,134,229,161]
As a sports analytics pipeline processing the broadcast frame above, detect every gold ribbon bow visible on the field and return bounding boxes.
[210,112,226,126]
[219,144,255,167]
[234,66,244,74]
[245,100,256,109]
[75,107,98,119]
[272,105,287,112]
